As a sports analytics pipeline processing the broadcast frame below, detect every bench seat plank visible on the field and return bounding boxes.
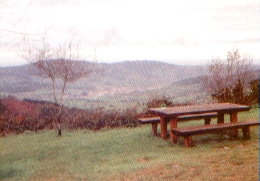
[138,112,217,124]
[178,112,218,121]
[171,120,260,147]
[171,121,260,136]
[138,117,161,124]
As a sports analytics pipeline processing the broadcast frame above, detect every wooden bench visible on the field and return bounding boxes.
[171,120,260,147]
[138,112,217,136]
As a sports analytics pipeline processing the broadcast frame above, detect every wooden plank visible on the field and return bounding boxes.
[138,117,160,124]
[172,121,259,147]
[171,121,260,136]
[179,112,217,121]
[149,103,251,117]
[138,112,217,124]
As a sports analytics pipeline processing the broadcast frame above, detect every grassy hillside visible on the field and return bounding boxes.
[1,108,258,180]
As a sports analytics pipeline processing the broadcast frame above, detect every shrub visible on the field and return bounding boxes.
[3,95,198,136]
[0,97,140,135]
[212,79,259,106]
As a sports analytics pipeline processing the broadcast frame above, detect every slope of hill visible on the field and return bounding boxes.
[0,60,207,92]
[1,60,259,109]
[71,60,209,98]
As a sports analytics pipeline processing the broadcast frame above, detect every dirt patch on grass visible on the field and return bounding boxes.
[109,151,258,181]
[110,163,199,181]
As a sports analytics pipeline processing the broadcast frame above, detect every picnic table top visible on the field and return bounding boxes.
[148,103,251,117]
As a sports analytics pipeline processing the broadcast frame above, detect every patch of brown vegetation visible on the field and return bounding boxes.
[108,150,258,181]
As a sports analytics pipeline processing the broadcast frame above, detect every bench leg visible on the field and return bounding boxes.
[151,123,158,136]
[242,126,250,140]
[184,135,192,147]
[204,118,211,125]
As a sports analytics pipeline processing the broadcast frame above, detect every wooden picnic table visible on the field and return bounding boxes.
[148,103,251,143]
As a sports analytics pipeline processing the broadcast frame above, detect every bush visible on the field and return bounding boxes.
[0,97,140,135]
[63,107,139,131]
[2,95,194,136]
[212,79,259,106]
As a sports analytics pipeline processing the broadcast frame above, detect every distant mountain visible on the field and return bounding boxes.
[1,60,259,109]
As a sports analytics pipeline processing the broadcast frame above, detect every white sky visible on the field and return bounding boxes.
[0,0,259,66]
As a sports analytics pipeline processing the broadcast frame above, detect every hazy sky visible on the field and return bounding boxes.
[0,0,259,66]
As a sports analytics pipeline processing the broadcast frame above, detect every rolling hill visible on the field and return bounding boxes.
[0,60,259,109]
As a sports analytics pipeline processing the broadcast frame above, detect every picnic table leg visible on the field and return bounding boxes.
[160,117,168,139]
[217,112,224,124]
[170,117,178,143]
[230,111,238,139]
[204,118,211,125]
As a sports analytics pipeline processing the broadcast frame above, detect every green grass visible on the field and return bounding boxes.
[1,109,259,180]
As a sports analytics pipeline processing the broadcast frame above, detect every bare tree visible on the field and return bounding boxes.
[21,36,95,136]
[203,48,256,104]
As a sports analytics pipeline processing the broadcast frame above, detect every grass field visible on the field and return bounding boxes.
[1,108,259,181]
